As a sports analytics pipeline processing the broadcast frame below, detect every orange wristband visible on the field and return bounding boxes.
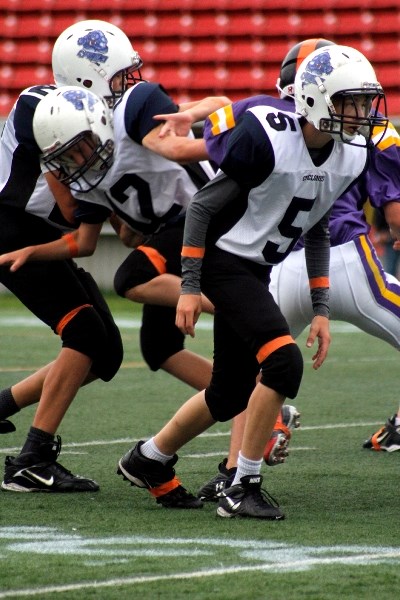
[63,233,79,258]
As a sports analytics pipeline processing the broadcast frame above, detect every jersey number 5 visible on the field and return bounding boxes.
[262,196,314,263]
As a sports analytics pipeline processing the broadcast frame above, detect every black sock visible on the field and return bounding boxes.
[0,388,20,421]
[20,426,54,456]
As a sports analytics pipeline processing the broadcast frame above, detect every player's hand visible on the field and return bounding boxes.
[306,315,331,370]
[153,111,194,138]
[176,293,203,337]
[392,239,400,251]
[0,248,33,272]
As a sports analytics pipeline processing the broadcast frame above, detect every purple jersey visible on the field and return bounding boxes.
[329,123,400,245]
[204,99,400,248]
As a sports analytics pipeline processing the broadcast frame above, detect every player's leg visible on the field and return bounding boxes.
[0,223,122,491]
[117,390,212,508]
[269,250,311,337]
[327,237,400,450]
[0,264,120,433]
[140,303,213,389]
[203,249,298,519]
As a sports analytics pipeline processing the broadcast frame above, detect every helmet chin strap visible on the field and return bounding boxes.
[315,76,337,117]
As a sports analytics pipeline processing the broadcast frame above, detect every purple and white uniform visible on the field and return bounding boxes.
[271,120,400,345]
[205,100,400,348]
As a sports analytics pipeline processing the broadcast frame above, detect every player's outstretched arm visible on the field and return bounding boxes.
[154,95,231,138]
[0,222,102,272]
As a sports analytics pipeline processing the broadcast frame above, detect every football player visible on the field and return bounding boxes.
[0,19,142,491]
[202,38,400,490]
[112,45,387,518]
[162,38,400,505]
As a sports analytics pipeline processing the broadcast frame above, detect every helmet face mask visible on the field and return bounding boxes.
[44,131,114,193]
[294,45,388,147]
[33,87,115,193]
[109,64,144,104]
[318,90,387,145]
[52,20,144,107]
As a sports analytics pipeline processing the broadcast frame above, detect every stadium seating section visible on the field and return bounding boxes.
[0,0,399,118]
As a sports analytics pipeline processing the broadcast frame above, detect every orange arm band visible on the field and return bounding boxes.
[309,276,329,289]
[181,246,205,258]
[63,233,79,258]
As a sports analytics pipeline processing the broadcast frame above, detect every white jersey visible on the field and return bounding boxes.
[216,105,368,265]
[75,83,214,235]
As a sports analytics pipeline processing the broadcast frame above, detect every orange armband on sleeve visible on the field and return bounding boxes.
[181,246,205,258]
[309,276,329,289]
[63,233,79,258]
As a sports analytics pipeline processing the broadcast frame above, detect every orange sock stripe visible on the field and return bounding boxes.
[181,246,205,258]
[149,476,181,498]
[63,233,79,258]
[55,304,92,336]
[256,335,296,364]
[137,245,167,274]
[309,276,329,289]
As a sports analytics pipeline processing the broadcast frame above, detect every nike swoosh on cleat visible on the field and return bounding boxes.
[23,470,55,487]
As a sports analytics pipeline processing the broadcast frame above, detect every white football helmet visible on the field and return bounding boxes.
[33,86,114,192]
[294,45,388,146]
[52,20,143,106]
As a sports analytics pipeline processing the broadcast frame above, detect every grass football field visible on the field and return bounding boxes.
[0,292,399,599]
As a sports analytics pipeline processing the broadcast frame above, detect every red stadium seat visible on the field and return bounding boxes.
[122,12,279,39]
[140,38,290,65]
[1,0,128,10]
[0,92,16,116]
[0,40,52,64]
[150,63,276,92]
[1,64,53,89]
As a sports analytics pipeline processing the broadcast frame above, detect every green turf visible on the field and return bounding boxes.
[0,292,399,599]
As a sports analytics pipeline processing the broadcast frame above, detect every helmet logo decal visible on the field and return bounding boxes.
[62,89,97,112]
[77,30,109,64]
[301,51,333,89]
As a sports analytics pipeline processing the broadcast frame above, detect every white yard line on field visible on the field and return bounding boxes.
[0,421,381,455]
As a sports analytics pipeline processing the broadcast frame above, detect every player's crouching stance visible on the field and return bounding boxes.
[114,46,388,518]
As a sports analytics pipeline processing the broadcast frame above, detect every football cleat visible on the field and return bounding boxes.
[197,458,236,502]
[264,404,300,466]
[363,414,400,452]
[217,474,285,520]
[117,441,203,508]
[0,419,16,434]
[1,436,99,492]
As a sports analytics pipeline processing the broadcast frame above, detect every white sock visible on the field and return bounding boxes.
[394,415,400,427]
[232,451,263,486]
[140,438,174,464]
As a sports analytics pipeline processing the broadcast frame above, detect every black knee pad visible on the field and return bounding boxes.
[114,250,159,297]
[259,343,304,399]
[61,306,123,382]
[205,376,256,422]
[140,305,184,371]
